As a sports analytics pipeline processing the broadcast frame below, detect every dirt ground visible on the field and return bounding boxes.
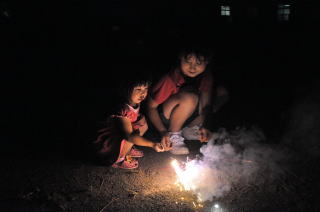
[1,134,319,212]
[2,3,320,211]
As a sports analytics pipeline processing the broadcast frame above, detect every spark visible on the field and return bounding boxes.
[171,159,204,201]
[171,159,201,191]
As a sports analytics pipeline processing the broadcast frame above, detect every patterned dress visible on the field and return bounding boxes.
[93,104,145,165]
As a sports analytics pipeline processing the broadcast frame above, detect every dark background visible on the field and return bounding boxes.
[1,0,320,157]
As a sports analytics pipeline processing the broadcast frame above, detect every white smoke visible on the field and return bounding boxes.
[189,127,284,202]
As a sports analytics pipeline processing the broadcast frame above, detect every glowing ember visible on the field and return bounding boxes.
[171,159,203,201]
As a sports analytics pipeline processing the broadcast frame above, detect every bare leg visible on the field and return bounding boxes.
[162,92,199,132]
[118,117,148,159]
[138,117,148,136]
[118,140,133,159]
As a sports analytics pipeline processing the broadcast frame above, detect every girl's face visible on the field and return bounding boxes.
[129,85,149,106]
[180,54,208,78]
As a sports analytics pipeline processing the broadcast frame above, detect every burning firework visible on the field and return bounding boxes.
[170,154,237,202]
[171,159,205,202]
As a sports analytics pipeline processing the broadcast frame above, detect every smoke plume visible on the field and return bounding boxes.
[191,127,284,202]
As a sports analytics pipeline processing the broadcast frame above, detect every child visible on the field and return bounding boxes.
[147,45,219,155]
[93,75,168,169]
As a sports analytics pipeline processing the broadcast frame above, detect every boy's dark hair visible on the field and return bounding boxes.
[178,44,214,64]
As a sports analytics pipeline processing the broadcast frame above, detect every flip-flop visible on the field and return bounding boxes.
[128,147,144,158]
[112,157,138,169]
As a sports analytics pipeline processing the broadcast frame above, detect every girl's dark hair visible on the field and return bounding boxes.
[126,76,152,102]
[118,71,152,104]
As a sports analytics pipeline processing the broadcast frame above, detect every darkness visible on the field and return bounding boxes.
[1,0,320,158]
[1,2,320,211]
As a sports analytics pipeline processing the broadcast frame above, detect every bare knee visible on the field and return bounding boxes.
[162,92,199,119]
[178,92,199,106]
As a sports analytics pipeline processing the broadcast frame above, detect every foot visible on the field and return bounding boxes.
[169,132,189,155]
[182,125,201,140]
[128,147,144,158]
[112,157,138,169]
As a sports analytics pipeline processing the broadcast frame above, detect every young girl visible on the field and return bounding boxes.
[147,45,216,155]
[93,75,167,169]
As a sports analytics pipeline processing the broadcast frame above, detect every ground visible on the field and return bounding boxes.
[1,132,319,212]
[2,2,320,211]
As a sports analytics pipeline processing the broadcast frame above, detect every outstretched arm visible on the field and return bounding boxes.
[118,116,165,152]
[147,97,171,150]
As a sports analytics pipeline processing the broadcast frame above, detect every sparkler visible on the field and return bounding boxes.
[171,159,228,212]
[171,159,203,201]
[171,159,197,191]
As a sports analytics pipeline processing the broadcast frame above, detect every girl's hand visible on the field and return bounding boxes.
[153,143,165,152]
[199,127,213,143]
[160,135,172,151]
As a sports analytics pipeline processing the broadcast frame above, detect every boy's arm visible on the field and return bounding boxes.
[199,89,212,115]
[147,97,172,150]
[212,86,229,113]
[188,88,212,126]
[147,97,168,135]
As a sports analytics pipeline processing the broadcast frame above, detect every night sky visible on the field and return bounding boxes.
[1,0,320,155]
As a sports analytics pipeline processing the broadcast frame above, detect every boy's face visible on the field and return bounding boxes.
[130,85,149,105]
[180,54,208,78]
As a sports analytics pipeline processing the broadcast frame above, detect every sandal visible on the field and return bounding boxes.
[128,147,144,158]
[112,156,138,169]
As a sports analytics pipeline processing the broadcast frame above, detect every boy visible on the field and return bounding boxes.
[147,46,215,155]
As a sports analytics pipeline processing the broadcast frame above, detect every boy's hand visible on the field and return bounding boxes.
[199,127,213,143]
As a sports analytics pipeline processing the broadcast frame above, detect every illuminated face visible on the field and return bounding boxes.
[129,85,149,105]
[180,54,208,78]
